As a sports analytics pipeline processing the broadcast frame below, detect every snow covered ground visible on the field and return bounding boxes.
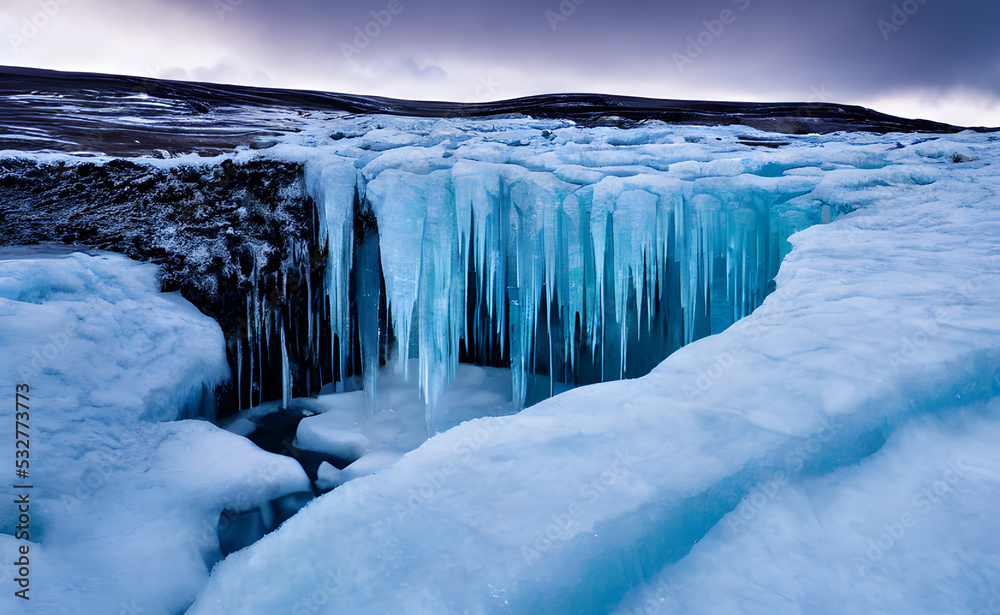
[0,250,309,615]
[185,129,1000,614]
[613,399,1000,615]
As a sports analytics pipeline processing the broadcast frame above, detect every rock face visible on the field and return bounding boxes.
[0,157,326,414]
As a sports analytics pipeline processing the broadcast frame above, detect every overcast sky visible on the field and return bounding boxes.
[2,0,998,126]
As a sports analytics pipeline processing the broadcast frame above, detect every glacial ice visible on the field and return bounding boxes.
[185,128,1000,614]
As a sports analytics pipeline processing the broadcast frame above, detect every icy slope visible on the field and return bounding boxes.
[0,251,309,615]
[187,132,1000,614]
[613,400,1000,615]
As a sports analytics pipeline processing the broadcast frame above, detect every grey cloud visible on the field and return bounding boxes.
[10,0,1000,109]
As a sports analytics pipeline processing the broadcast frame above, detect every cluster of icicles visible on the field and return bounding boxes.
[225,155,789,432]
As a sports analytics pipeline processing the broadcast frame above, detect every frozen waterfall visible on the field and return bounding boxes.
[285,122,833,431]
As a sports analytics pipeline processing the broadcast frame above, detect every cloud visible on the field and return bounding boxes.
[399,57,448,81]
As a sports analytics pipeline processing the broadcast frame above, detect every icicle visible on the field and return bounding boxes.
[292,137,811,419]
[303,157,357,391]
[305,258,313,347]
[357,217,381,416]
[236,331,242,411]
[246,295,254,408]
[280,323,291,409]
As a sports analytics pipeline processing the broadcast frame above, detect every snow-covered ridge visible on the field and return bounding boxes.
[1,66,990,157]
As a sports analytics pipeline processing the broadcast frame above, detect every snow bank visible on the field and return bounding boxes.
[0,251,309,615]
[613,400,1000,615]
